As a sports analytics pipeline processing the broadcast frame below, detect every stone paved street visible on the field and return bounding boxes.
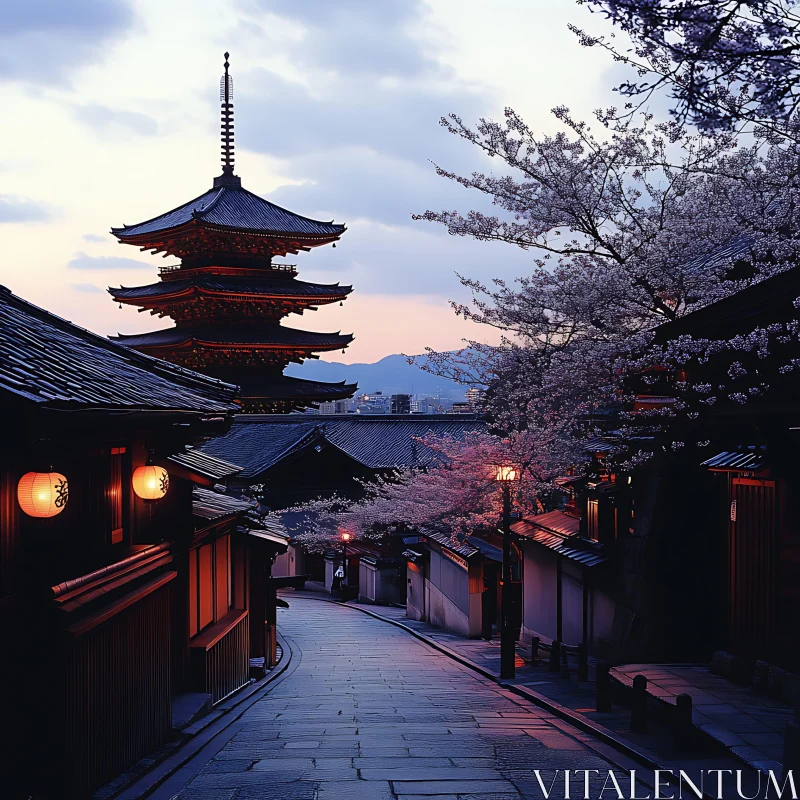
[166,598,619,799]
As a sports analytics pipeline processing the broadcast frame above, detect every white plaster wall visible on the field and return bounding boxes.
[358,562,377,602]
[521,544,559,642]
[273,550,291,578]
[426,578,471,637]
[324,559,336,592]
[407,565,425,621]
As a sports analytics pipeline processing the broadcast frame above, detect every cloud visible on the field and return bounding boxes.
[73,104,158,137]
[263,147,496,229]
[0,0,134,86]
[0,195,53,223]
[67,251,154,271]
[82,233,108,243]
[297,218,533,297]
[251,0,439,77]
[239,69,485,167]
[71,283,106,293]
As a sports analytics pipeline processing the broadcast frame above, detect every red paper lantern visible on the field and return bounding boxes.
[132,465,169,500]
[17,471,69,518]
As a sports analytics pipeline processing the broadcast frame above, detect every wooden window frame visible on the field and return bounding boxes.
[189,533,234,640]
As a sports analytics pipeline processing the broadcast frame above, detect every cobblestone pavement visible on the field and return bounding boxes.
[169,598,619,800]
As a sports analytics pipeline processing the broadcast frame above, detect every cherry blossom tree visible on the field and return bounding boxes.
[575,0,800,138]
[413,104,800,473]
[268,430,562,552]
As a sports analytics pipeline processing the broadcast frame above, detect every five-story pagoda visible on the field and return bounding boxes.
[109,54,356,412]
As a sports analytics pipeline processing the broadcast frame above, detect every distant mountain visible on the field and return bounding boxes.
[285,354,466,398]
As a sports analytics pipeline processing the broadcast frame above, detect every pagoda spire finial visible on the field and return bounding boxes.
[215,51,241,188]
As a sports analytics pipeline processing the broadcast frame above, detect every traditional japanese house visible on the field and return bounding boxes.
[642,266,800,675]
[108,54,356,412]
[0,285,240,798]
[520,265,800,674]
[512,511,613,654]
[200,413,487,590]
[404,530,502,638]
[189,486,291,689]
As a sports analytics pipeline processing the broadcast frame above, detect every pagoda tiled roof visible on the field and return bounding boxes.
[109,276,352,302]
[111,325,353,350]
[200,414,487,479]
[0,285,239,413]
[111,184,345,240]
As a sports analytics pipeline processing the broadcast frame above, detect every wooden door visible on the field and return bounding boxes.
[729,477,776,657]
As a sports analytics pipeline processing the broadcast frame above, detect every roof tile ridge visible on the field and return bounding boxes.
[111,186,219,234]
[193,186,226,219]
[238,184,345,230]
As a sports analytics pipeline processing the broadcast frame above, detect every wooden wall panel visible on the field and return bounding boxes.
[59,583,172,798]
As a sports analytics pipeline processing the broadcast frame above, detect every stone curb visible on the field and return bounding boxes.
[95,632,294,800]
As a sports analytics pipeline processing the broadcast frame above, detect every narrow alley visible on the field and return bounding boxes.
[156,598,620,800]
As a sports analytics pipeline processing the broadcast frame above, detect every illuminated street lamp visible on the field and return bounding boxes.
[494,464,519,679]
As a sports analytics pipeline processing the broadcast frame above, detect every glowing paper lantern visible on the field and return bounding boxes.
[132,465,169,500]
[18,471,69,518]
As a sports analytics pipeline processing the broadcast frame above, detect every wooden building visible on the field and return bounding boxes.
[107,54,356,413]
[519,267,800,674]
[200,413,487,588]
[0,285,293,798]
[404,530,503,639]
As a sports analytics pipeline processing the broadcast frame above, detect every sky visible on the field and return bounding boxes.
[1,0,621,363]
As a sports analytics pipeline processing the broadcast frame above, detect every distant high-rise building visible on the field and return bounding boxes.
[466,387,486,410]
[450,401,472,414]
[390,394,411,414]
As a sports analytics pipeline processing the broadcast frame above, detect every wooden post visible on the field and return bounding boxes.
[578,641,589,682]
[549,640,561,672]
[530,636,540,661]
[674,693,693,750]
[556,556,563,645]
[596,660,612,712]
[560,645,571,679]
[631,674,648,731]
[581,566,589,679]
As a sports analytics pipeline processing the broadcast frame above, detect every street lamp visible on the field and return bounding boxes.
[341,530,351,584]
[494,464,519,679]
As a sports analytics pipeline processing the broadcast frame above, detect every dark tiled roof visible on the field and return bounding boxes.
[109,276,352,301]
[110,325,353,349]
[0,285,239,412]
[111,184,345,240]
[513,511,581,538]
[702,447,767,471]
[192,487,257,520]
[169,448,243,481]
[199,414,486,479]
[512,513,606,567]
[422,530,478,559]
[235,374,357,401]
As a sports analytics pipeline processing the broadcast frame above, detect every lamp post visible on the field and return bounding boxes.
[495,465,519,679]
[341,530,351,584]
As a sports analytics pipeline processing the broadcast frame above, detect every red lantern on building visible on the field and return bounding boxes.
[132,465,169,500]
[17,471,69,518]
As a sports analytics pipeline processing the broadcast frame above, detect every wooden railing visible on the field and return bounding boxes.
[190,609,250,704]
[48,545,176,798]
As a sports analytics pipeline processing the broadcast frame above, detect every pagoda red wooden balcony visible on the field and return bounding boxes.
[159,263,298,280]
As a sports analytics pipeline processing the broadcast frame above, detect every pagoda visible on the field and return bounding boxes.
[109,54,356,413]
